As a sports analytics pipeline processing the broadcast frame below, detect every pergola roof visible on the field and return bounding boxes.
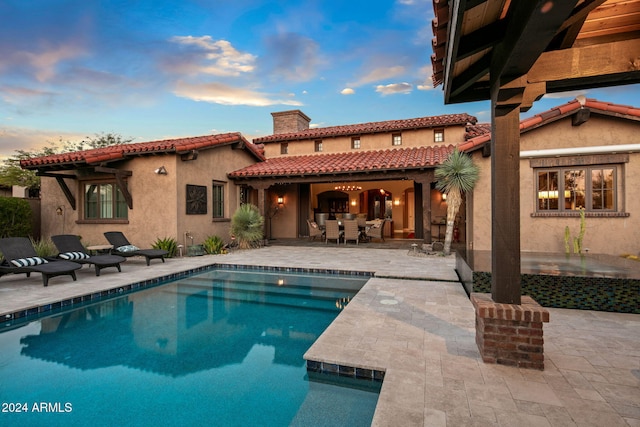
[431,0,640,105]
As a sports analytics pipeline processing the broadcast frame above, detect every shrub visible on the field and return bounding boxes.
[230,204,264,249]
[152,236,178,258]
[31,237,58,258]
[203,235,226,255]
[0,197,32,238]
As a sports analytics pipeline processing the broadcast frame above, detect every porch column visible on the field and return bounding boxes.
[414,174,432,243]
[252,183,270,242]
[490,94,522,304]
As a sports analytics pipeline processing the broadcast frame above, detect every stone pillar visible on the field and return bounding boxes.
[471,293,549,370]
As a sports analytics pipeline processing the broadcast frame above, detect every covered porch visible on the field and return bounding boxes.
[228,145,467,244]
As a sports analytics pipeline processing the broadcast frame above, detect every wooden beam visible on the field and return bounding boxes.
[528,39,640,83]
[94,166,133,209]
[443,0,468,104]
[55,176,76,210]
[456,20,506,60]
[36,172,77,179]
[490,1,580,86]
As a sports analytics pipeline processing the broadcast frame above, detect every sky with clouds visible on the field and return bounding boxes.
[1,0,639,159]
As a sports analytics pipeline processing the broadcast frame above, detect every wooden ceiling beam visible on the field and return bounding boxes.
[528,38,640,83]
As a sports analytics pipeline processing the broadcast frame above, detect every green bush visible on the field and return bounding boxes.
[152,236,178,258]
[0,197,32,238]
[203,235,226,254]
[230,204,264,249]
[31,237,57,258]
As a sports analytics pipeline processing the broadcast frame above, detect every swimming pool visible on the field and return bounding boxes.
[0,267,380,426]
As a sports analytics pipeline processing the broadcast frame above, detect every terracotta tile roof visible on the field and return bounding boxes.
[465,123,491,140]
[229,145,456,179]
[21,132,264,169]
[254,114,477,144]
[458,98,640,152]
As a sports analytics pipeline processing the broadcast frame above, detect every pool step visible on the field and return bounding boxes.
[172,278,356,312]
[196,269,367,292]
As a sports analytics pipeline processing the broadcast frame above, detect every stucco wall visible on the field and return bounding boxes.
[263,125,466,158]
[470,114,640,255]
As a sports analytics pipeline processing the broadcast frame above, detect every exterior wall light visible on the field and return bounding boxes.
[277,196,284,205]
[154,166,168,175]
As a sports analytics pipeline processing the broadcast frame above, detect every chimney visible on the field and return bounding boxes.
[271,110,311,135]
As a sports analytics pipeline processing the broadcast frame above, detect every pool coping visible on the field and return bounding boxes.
[1,263,374,327]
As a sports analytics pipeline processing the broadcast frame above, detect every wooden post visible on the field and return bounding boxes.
[490,96,522,304]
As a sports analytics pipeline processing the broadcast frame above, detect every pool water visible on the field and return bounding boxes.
[0,268,380,426]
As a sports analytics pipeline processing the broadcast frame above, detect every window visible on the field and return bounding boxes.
[536,166,616,212]
[434,129,444,143]
[212,181,225,218]
[280,143,288,155]
[392,133,402,146]
[84,183,128,220]
[314,140,323,152]
[351,137,361,149]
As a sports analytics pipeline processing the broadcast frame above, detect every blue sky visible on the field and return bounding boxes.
[1,0,639,159]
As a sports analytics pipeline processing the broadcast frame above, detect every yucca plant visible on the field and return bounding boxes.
[203,235,226,255]
[435,149,479,255]
[152,236,178,258]
[230,204,264,249]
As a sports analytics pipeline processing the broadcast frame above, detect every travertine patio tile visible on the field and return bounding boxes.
[495,410,552,427]
[565,406,629,427]
[547,353,599,373]
[504,378,563,406]
[464,381,518,412]
[573,388,605,402]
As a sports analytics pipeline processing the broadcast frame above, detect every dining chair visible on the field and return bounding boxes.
[343,219,361,245]
[307,219,325,241]
[324,220,343,244]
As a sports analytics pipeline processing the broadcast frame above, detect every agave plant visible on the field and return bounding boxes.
[230,204,264,249]
[152,236,178,258]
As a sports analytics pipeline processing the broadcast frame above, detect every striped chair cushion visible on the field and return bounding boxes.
[10,257,49,267]
[59,251,90,260]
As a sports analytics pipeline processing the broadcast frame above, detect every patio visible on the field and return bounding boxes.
[0,245,638,426]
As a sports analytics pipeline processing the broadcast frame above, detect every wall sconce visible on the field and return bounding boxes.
[394,198,400,206]
[277,196,284,205]
[154,166,168,175]
[442,192,447,201]
[351,199,357,206]
[55,206,64,215]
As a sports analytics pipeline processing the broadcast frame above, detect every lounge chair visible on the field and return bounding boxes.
[104,232,168,266]
[307,219,325,241]
[0,237,82,286]
[324,220,343,244]
[342,219,361,245]
[52,234,126,276]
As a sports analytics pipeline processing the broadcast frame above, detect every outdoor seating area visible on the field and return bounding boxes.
[311,217,387,245]
[0,232,168,287]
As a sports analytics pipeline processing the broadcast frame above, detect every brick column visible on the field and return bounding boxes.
[471,293,550,370]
